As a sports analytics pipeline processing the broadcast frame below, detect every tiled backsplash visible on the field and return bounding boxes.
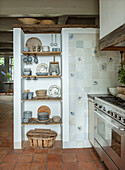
[68,32,121,148]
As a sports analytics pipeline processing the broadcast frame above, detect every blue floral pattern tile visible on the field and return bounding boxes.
[70,73,75,77]
[70,112,75,116]
[78,126,82,131]
[109,57,113,62]
[69,34,74,40]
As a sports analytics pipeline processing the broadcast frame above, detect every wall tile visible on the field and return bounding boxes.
[68,31,121,149]
[76,40,83,48]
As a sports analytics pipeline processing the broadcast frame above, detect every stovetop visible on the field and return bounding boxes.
[95,96,125,125]
[98,96,125,110]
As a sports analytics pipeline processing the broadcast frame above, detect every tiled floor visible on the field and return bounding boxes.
[0,97,107,170]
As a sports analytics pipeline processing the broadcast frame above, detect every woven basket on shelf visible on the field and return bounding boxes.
[27,129,57,148]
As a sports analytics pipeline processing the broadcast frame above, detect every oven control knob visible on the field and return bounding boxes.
[121,117,125,123]
[118,116,121,120]
[95,103,98,107]
[114,113,118,118]
[111,112,114,116]
[107,111,110,114]
[103,107,106,111]
[99,105,102,109]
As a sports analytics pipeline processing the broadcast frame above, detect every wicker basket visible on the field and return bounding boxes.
[27,129,57,148]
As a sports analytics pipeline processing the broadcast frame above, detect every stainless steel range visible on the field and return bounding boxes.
[94,96,125,170]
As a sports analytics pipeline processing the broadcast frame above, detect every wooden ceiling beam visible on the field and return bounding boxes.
[99,23,125,51]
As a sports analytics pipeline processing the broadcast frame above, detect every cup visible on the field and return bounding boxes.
[52,48,57,52]
[22,92,28,100]
[33,46,41,52]
[34,58,38,64]
[28,92,34,100]
[24,47,29,52]
[27,56,32,62]
[56,48,60,51]
[23,57,28,63]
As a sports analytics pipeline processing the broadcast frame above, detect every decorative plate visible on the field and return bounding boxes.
[48,85,61,97]
[36,63,49,73]
[26,37,42,52]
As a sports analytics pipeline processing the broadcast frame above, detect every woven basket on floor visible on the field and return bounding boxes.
[27,129,57,148]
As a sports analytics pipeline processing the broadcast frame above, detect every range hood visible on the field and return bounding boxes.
[99,23,125,51]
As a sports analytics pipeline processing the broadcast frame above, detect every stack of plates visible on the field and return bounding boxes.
[37,112,50,122]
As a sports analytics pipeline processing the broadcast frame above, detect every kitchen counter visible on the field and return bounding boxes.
[87,94,111,100]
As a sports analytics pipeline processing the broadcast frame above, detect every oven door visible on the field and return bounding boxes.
[94,109,125,169]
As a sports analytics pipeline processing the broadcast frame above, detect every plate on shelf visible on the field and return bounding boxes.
[26,37,42,52]
[48,85,61,97]
[36,63,49,74]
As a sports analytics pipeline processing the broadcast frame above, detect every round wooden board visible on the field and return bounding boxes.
[37,105,51,115]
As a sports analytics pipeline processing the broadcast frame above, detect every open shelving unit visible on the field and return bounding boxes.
[14,26,69,149]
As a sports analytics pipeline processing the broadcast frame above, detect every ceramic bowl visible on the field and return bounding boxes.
[24,68,31,72]
[23,71,31,76]
[36,72,48,76]
[117,86,125,94]
[52,116,61,123]
[108,87,118,96]
[42,46,50,52]
[23,111,32,118]
[22,118,30,123]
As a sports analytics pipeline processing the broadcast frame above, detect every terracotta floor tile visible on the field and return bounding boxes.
[18,155,33,163]
[8,149,22,155]
[64,162,79,170]
[94,161,107,170]
[48,148,62,154]
[22,147,35,154]
[62,153,77,162]
[35,148,48,154]
[14,163,31,170]
[33,154,47,163]
[0,162,16,170]
[76,150,93,162]
[53,141,62,148]
[48,154,62,162]
[0,155,6,163]
[79,161,96,170]
[90,151,100,161]
[3,154,20,163]
[31,162,47,170]
[48,161,63,170]
[0,148,11,155]
[62,148,76,153]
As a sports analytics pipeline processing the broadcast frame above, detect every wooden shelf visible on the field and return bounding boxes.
[13,24,99,34]
[22,118,62,125]
[22,97,62,101]
[22,51,61,56]
[21,75,62,78]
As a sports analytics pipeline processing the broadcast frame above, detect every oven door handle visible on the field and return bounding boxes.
[94,109,119,129]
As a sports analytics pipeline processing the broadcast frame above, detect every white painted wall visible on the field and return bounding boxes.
[99,0,125,39]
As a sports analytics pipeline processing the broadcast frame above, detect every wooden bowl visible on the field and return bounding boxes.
[39,20,55,25]
[18,18,39,24]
